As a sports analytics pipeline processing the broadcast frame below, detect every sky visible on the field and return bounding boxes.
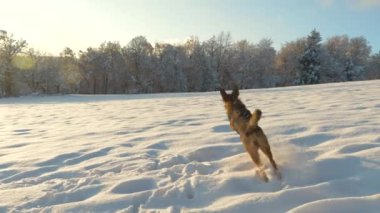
[1,0,379,55]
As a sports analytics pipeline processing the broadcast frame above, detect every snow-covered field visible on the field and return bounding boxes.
[1,80,380,212]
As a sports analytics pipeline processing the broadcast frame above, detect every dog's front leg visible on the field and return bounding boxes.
[230,118,235,130]
[229,118,240,134]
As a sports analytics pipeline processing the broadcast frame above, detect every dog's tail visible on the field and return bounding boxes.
[249,109,262,127]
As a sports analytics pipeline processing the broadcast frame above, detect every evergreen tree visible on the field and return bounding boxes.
[367,51,380,79]
[344,57,354,81]
[298,29,322,85]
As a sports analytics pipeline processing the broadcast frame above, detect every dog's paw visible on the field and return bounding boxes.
[256,168,269,182]
[275,170,282,180]
[260,172,269,182]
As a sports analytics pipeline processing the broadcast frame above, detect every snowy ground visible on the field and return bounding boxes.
[1,80,380,212]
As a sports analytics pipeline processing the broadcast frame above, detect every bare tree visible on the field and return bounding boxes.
[275,38,306,86]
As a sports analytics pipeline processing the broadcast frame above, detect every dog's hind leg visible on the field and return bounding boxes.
[260,142,278,170]
[259,137,281,180]
[243,139,268,182]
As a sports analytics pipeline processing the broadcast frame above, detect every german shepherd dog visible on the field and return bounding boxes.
[220,88,280,182]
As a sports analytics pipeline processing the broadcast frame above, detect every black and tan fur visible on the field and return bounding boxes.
[220,88,280,182]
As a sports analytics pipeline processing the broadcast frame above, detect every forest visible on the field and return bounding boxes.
[1,29,379,97]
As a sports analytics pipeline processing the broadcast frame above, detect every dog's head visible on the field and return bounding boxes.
[220,87,240,116]
[220,87,250,117]
[219,87,239,104]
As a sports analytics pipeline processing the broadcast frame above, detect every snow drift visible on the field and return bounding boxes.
[0,80,380,212]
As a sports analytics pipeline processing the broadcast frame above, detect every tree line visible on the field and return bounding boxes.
[1,30,379,97]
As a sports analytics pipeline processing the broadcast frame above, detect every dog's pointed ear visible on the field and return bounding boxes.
[232,86,239,98]
[219,88,228,101]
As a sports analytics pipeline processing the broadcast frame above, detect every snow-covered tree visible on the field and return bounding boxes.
[231,39,253,88]
[154,43,187,92]
[252,38,276,87]
[183,36,207,91]
[343,57,355,81]
[123,36,154,93]
[297,29,321,85]
[367,51,380,79]
[0,30,27,96]
[321,35,350,82]
[78,48,103,94]
[203,32,234,90]
[346,37,371,81]
[17,48,41,93]
[323,35,371,82]
[232,39,276,88]
[201,37,219,91]
[35,56,62,94]
[1,30,378,95]
[60,47,82,93]
[99,42,126,93]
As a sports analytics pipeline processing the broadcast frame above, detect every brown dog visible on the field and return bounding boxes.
[220,88,280,182]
